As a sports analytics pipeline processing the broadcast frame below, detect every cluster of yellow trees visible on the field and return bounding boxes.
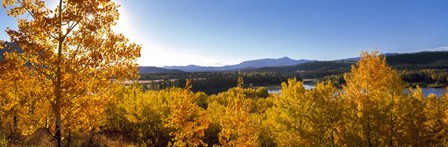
[76,50,447,146]
[1,0,448,146]
[99,51,448,146]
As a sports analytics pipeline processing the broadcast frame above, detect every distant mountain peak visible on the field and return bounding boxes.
[279,56,291,60]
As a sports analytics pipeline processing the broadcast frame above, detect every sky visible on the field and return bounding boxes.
[1,0,448,67]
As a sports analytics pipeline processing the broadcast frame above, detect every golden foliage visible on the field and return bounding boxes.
[266,79,343,146]
[342,50,405,146]
[266,79,309,145]
[2,5,448,145]
[1,0,140,146]
[218,76,259,147]
[164,80,210,147]
[108,83,210,146]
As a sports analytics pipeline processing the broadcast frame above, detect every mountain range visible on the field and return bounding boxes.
[160,57,313,72]
[140,51,448,74]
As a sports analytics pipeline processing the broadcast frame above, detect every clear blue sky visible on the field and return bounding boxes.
[1,0,448,66]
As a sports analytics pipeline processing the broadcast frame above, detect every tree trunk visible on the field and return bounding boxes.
[88,130,95,147]
[67,127,71,147]
[389,98,394,146]
[13,115,17,133]
[55,36,63,147]
[55,106,62,147]
[55,0,64,146]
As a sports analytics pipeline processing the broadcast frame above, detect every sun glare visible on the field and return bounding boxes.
[86,14,95,21]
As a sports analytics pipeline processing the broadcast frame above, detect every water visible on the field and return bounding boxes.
[267,89,281,94]
[268,84,446,97]
[267,84,314,94]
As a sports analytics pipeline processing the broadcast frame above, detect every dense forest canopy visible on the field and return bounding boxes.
[139,72,301,94]
[386,51,448,65]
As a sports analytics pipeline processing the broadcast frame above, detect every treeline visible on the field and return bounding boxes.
[401,69,448,87]
[248,61,353,79]
[2,51,448,146]
[386,51,448,65]
[250,51,448,84]
[140,72,301,94]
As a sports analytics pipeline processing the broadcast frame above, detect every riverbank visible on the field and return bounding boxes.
[262,83,447,97]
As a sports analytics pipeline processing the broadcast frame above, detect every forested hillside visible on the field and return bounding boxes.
[386,51,448,71]
[250,61,353,78]
[252,51,448,73]
[136,51,448,94]
[387,51,448,64]
[249,51,448,86]
[139,66,185,74]
[139,72,301,94]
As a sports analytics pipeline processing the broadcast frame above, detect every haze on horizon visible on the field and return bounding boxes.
[1,0,447,67]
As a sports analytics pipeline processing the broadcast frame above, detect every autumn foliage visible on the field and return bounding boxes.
[1,0,140,146]
[103,51,446,146]
[1,0,448,146]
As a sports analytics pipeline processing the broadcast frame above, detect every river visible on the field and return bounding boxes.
[268,84,446,97]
